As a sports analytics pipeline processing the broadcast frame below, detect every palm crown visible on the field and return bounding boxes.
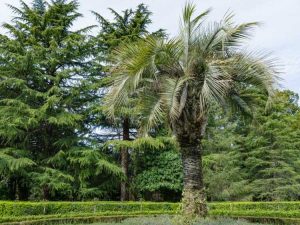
[105,3,278,138]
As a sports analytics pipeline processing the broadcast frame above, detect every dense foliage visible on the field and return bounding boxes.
[0,0,299,206]
[0,0,122,201]
[203,90,300,201]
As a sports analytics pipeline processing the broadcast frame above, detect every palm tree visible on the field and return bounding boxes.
[105,3,278,216]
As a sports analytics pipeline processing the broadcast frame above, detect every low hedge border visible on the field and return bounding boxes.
[0,201,179,217]
[209,202,300,211]
[0,214,168,225]
[2,201,300,224]
[0,215,129,225]
[209,209,300,218]
[0,210,177,223]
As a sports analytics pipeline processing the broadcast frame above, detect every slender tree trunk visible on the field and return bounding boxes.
[120,118,130,201]
[180,141,207,217]
[43,185,50,200]
[8,177,16,200]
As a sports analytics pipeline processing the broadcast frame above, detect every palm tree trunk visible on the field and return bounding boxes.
[120,118,130,201]
[180,142,207,217]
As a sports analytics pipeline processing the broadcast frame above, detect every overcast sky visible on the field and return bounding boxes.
[0,0,299,96]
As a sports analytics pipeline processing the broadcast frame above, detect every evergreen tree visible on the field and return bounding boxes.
[242,90,300,200]
[0,0,120,200]
[93,4,164,56]
[202,110,250,201]
[93,4,165,201]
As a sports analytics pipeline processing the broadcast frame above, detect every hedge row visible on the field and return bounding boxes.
[0,211,176,223]
[209,202,300,211]
[0,201,179,217]
[0,215,131,225]
[210,210,300,218]
[1,201,300,224]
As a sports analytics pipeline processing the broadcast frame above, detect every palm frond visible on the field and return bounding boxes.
[104,37,161,119]
[221,12,259,48]
[180,3,210,67]
[139,92,165,135]
[162,76,191,120]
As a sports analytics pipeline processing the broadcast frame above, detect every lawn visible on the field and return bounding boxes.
[67,216,272,225]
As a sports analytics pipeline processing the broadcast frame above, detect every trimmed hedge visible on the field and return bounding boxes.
[209,202,300,218]
[211,209,300,218]
[0,201,178,217]
[0,215,130,225]
[209,202,300,211]
[1,201,300,224]
[0,211,176,223]
[0,201,179,224]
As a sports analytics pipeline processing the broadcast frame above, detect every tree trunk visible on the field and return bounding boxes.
[43,185,50,200]
[180,142,207,217]
[8,177,16,200]
[120,118,130,201]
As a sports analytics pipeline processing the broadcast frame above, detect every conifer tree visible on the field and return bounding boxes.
[242,90,300,200]
[0,0,120,200]
[93,4,164,201]
[202,110,250,201]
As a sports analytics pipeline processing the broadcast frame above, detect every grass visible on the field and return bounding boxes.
[65,216,272,225]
